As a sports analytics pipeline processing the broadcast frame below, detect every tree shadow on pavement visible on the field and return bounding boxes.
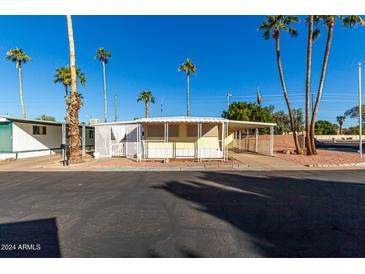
[154,171,365,257]
[0,217,61,258]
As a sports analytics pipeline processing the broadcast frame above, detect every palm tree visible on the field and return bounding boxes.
[178,58,197,116]
[258,16,303,154]
[305,15,314,155]
[94,47,112,122]
[336,116,346,135]
[66,15,81,163]
[6,48,31,118]
[309,15,364,154]
[137,91,155,118]
[53,66,86,122]
[305,16,315,155]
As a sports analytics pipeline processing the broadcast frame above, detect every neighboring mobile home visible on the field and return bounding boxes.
[0,116,95,160]
[94,116,276,161]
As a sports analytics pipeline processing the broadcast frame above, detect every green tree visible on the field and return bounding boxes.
[222,102,273,122]
[53,66,86,122]
[6,48,32,119]
[137,91,155,118]
[178,58,197,116]
[258,16,302,154]
[293,108,304,133]
[36,115,56,122]
[344,104,365,123]
[272,110,290,134]
[315,120,338,135]
[309,16,364,154]
[222,101,273,133]
[336,115,346,135]
[348,126,365,135]
[94,47,112,122]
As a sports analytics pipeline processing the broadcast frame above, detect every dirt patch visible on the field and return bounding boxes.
[276,149,365,166]
[273,135,305,151]
[93,157,241,168]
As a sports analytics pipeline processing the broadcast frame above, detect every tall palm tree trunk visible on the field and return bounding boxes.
[67,15,81,163]
[18,66,26,118]
[310,21,334,154]
[102,61,108,122]
[275,34,302,154]
[64,84,69,122]
[305,16,314,155]
[145,100,149,118]
[187,73,190,116]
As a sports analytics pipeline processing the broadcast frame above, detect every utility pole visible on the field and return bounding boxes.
[161,96,164,117]
[114,95,118,122]
[226,92,232,111]
[359,63,363,158]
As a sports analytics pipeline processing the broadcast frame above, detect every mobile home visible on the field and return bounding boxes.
[94,116,276,161]
[0,116,95,160]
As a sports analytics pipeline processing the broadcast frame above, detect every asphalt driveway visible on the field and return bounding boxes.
[0,170,364,257]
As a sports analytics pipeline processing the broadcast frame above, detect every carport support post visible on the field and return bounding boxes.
[221,121,225,161]
[197,123,200,161]
[82,125,86,156]
[255,128,259,153]
[164,122,168,160]
[225,122,228,162]
[136,123,139,160]
[238,130,241,150]
[270,126,274,156]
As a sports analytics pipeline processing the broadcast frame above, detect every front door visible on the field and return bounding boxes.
[0,122,12,152]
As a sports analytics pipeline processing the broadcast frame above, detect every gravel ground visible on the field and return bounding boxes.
[276,149,365,166]
[93,157,241,168]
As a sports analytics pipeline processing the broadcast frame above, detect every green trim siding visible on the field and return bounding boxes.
[0,122,12,152]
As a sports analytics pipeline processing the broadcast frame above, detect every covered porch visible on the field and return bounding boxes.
[141,117,227,161]
[94,117,276,161]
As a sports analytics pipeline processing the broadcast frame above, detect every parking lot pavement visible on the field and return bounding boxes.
[0,170,364,257]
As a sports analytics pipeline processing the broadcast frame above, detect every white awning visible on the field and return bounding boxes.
[227,120,276,130]
[96,116,276,130]
[137,116,225,123]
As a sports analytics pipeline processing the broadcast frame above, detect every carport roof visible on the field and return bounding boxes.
[97,116,276,129]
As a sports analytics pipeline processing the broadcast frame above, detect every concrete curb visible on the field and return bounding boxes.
[94,164,250,172]
[305,162,365,168]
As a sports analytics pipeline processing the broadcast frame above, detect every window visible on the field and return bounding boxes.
[187,125,198,137]
[33,125,46,135]
[88,130,94,139]
[202,124,218,137]
[168,125,179,137]
[147,124,164,138]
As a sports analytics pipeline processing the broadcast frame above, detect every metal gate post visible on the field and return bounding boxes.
[82,125,86,156]
[270,126,274,156]
[255,128,259,153]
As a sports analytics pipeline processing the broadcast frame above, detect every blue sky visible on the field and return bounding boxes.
[0,15,364,127]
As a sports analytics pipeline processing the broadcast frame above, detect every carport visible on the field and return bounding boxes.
[228,120,276,156]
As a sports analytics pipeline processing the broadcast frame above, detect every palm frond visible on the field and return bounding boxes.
[94,47,112,63]
[312,28,321,41]
[343,15,365,28]
[258,16,298,40]
[6,48,31,67]
[178,58,197,75]
[137,91,155,104]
